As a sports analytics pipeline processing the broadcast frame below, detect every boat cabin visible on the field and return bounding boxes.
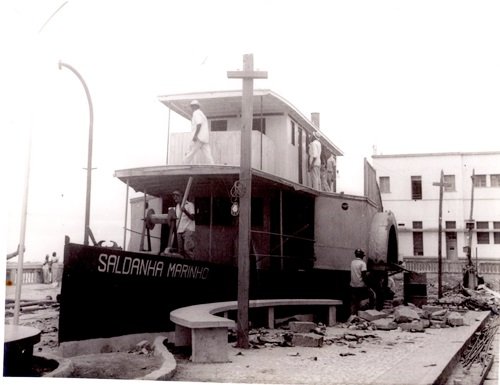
[114,89,392,274]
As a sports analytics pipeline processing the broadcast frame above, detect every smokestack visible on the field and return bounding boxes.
[311,112,320,128]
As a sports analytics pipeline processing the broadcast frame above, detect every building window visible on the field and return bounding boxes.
[291,121,296,146]
[473,175,487,188]
[379,177,390,193]
[444,175,455,192]
[411,176,422,200]
[445,221,456,229]
[252,118,266,134]
[476,221,490,244]
[211,120,228,131]
[494,222,500,244]
[412,221,423,256]
[490,174,500,187]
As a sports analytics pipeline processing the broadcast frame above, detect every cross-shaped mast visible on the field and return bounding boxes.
[227,54,267,348]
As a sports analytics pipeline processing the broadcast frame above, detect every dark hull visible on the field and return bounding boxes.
[59,243,350,343]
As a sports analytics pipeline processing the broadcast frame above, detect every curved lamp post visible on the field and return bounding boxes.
[58,61,94,246]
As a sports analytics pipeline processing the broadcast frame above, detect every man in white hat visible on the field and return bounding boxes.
[183,100,215,165]
[308,131,322,190]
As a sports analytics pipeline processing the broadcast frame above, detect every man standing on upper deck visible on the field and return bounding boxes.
[183,100,215,165]
[308,131,322,190]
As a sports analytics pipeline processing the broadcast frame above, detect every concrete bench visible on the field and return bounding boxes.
[170,298,342,363]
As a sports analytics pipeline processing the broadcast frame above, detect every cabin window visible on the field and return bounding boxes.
[443,175,455,192]
[252,118,266,134]
[379,177,390,193]
[411,176,422,200]
[473,174,487,188]
[412,221,424,256]
[195,197,233,226]
[194,196,263,227]
[476,221,490,244]
[211,120,228,131]
[291,121,296,146]
[490,174,500,187]
[494,222,500,244]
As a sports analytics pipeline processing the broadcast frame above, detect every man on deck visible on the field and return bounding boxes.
[183,100,215,165]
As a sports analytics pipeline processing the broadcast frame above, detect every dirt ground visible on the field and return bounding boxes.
[3,283,165,379]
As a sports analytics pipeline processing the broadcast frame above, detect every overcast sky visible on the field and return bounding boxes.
[2,0,499,263]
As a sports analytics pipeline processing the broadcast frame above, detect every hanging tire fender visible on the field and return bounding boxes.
[368,211,399,269]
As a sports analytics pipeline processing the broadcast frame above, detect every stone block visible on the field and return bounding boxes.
[291,333,324,347]
[422,305,444,313]
[431,309,448,321]
[399,320,425,332]
[358,309,387,321]
[394,306,420,323]
[371,318,398,331]
[446,312,464,327]
[289,321,316,333]
[430,319,446,328]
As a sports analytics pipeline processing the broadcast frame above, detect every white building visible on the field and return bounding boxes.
[372,152,500,285]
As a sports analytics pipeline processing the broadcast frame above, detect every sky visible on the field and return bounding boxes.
[2,0,500,263]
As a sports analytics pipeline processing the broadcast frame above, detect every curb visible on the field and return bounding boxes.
[37,353,74,378]
[136,336,177,380]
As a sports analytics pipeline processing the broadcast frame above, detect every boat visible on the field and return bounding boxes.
[58,89,399,347]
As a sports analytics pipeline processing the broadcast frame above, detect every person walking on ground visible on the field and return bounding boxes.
[350,248,375,316]
[172,190,196,259]
[308,131,322,190]
[51,252,60,286]
[42,254,51,284]
[183,100,215,165]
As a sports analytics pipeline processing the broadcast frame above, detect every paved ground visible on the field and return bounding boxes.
[3,283,499,385]
[171,311,491,385]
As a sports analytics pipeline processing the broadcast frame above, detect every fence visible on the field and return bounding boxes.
[403,258,500,275]
[5,262,63,285]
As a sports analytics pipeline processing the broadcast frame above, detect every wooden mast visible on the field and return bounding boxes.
[227,54,267,348]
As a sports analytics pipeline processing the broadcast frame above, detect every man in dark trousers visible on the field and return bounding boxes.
[349,248,375,316]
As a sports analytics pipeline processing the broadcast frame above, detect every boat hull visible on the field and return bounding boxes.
[58,242,351,343]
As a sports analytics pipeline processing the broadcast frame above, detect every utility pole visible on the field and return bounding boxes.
[464,169,477,289]
[432,170,449,299]
[227,54,267,348]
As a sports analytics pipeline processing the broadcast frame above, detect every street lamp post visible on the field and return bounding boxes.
[59,61,94,246]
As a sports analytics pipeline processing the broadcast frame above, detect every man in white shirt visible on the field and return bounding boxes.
[172,190,196,258]
[350,248,375,315]
[308,131,322,190]
[183,100,215,165]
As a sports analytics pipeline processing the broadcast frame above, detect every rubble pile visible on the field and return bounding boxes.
[345,304,469,332]
[434,284,500,314]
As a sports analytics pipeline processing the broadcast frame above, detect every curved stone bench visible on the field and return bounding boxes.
[170,298,342,363]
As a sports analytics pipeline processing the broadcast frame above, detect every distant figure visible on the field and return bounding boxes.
[183,100,215,165]
[320,163,329,192]
[42,254,51,284]
[51,252,60,286]
[308,131,322,190]
[350,248,375,316]
[326,153,336,192]
[172,190,196,259]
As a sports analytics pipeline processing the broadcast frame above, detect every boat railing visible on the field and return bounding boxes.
[168,130,279,175]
